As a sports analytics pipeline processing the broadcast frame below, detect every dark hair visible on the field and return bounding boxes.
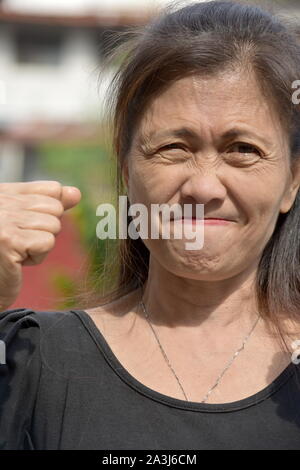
[75,0,300,353]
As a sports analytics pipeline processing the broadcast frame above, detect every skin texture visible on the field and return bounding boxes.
[0,182,81,310]
[123,70,300,333]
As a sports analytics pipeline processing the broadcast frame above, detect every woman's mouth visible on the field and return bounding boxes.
[172,217,233,225]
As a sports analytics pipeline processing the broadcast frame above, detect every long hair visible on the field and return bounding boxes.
[73,0,300,353]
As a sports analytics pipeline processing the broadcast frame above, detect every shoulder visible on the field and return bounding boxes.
[0,307,77,341]
[0,307,86,369]
[0,307,103,397]
[0,308,80,449]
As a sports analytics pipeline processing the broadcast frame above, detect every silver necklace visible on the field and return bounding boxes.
[140,299,261,403]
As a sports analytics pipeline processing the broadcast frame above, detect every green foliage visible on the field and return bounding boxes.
[49,270,78,310]
[37,138,119,309]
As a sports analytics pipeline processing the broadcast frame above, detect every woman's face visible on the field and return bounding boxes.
[124,71,300,281]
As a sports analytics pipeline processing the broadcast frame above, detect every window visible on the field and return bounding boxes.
[15,28,63,65]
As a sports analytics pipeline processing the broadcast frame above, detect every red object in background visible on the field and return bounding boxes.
[11,213,88,311]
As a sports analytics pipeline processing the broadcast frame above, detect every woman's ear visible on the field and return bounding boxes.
[280,160,300,213]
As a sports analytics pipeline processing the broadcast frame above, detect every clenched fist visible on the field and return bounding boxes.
[0,180,82,311]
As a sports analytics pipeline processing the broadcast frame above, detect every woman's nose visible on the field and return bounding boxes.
[180,170,227,204]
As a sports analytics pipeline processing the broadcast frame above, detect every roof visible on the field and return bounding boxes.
[0,8,153,28]
[0,121,107,144]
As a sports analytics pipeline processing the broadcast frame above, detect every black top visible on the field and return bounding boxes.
[1,307,300,450]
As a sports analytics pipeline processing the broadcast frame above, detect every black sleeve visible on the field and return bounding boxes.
[0,308,42,450]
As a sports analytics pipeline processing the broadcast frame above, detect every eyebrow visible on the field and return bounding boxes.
[138,126,272,147]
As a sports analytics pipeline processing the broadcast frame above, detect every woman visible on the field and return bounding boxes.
[1,0,300,450]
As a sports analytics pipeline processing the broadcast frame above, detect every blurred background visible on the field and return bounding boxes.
[0,0,298,310]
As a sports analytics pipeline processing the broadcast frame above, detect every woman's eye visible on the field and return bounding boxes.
[159,143,186,151]
[228,143,261,156]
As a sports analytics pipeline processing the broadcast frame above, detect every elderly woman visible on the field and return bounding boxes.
[1,0,300,450]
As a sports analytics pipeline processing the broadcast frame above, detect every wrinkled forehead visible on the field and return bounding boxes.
[133,72,287,149]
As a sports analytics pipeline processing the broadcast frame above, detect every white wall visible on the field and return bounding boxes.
[0,0,205,124]
[3,0,180,15]
[0,25,114,124]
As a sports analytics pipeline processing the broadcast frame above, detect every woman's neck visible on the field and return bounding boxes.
[141,255,261,331]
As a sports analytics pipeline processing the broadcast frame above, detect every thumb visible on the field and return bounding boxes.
[61,186,82,211]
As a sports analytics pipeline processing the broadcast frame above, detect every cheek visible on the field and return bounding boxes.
[129,161,182,204]
[228,163,288,219]
[229,184,286,256]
